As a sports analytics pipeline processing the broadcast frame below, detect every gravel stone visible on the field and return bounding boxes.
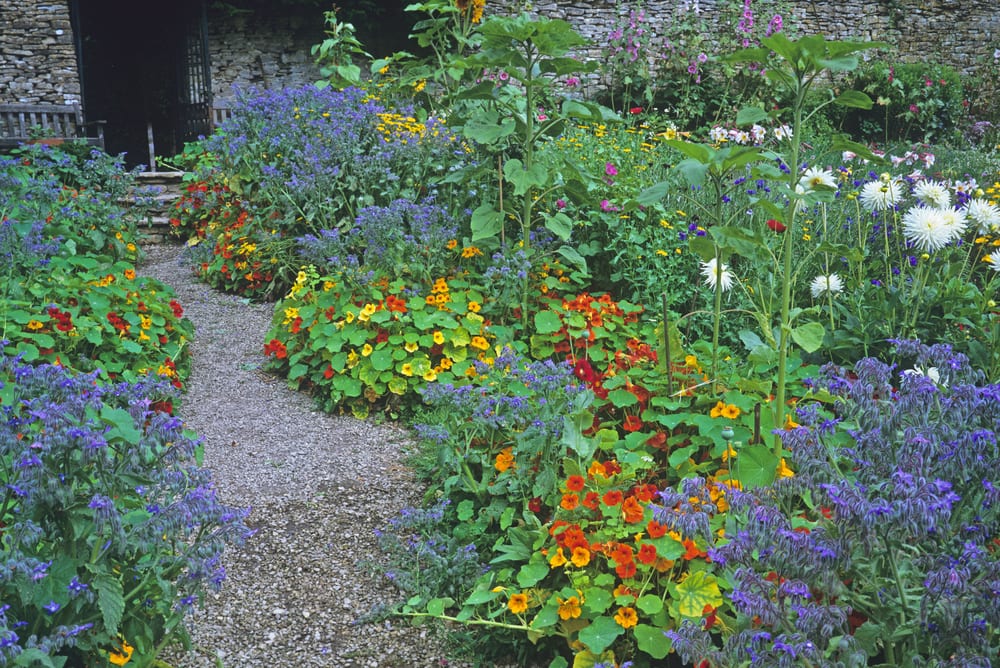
[139,243,476,668]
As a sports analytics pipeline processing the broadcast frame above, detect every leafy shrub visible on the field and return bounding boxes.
[670,340,1000,667]
[0,354,251,666]
[842,60,967,144]
[263,269,493,418]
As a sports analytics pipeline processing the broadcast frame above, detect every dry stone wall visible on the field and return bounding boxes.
[0,0,80,105]
[0,1,995,109]
[206,5,324,107]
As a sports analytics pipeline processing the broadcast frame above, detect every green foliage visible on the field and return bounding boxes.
[311,6,372,90]
[842,60,968,144]
[262,269,493,418]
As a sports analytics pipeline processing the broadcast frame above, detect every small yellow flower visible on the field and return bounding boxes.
[614,606,639,629]
[26,320,44,331]
[470,336,489,350]
[549,547,568,568]
[777,458,795,478]
[108,637,133,666]
[361,343,373,357]
[404,340,419,353]
[400,363,414,377]
[721,403,741,419]
[432,331,445,345]
[422,368,437,382]
[124,268,136,280]
[461,246,483,258]
[283,307,299,324]
[467,301,481,313]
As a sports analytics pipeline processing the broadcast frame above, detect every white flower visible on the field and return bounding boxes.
[902,206,961,252]
[903,365,942,385]
[750,124,766,143]
[700,258,735,292]
[810,273,844,298]
[913,179,951,208]
[964,198,1000,234]
[938,207,968,237]
[858,177,904,212]
[985,252,1000,271]
[709,126,728,143]
[774,124,793,141]
[798,166,838,193]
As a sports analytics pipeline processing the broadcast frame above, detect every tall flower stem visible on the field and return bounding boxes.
[773,89,805,454]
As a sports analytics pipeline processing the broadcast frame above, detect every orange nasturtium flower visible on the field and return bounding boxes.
[560,493,579,511]
[614,606,639,629]
[508,592,529,614]
[557,595,582,620]
[494,446,515,472]
[570,546,591,568]
[621,496,645,523]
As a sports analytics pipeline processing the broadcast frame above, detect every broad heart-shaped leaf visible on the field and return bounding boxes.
[100,406,141,445]
[556,244,588,273]
[732,444,779,489]
[634,623,672,659]
[675,571,723,618]
[534,310,563,334]
[710,225,768,263]
[543,211,573,241]
[470,203,503,242]
[791,321,826,353]
[663,138,712,163]
[577,615,625,654]
[674,157,709,187]
[504,158,549,196]
[463,111,516,145]
[736,105,769,125]
[637,180,671,206]
[834,89,874,109]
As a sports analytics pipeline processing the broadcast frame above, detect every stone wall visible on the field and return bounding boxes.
[491,0,997,79]
[206,4,325,107]
[0,0,80,105]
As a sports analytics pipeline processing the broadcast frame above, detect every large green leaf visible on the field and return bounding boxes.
[534,310,563,334]
[504,158,549,196]
[577,615,624,654]
[675,571,723,618]
[791,321,826,353]
[834,89,874,109]
[732,444,779,489]
[635,623,672,659]
[470,204,503,242]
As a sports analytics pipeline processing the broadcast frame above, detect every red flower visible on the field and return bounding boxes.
[565,475,585,492]
[637,543,657,565]
[615,560,637,578]
[263,339,287,359]
[582,491,600,510]
[629,106,644,114]
[646,431,668,449]
[602,490,623,507]
[528,497,542,513]
[169,300,184,318]
[647,519,667,538]
[622,414,643,432]
[610,543,634,565]
[573,358,599,384]
[622,496,645,523]
[323,364,334,379]
[767,218,787,233]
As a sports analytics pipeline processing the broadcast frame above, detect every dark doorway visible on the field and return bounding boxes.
[73,0,209,168]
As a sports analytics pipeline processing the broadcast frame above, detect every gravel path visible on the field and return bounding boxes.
[139,243,466,668]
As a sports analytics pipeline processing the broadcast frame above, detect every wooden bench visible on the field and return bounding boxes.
[0,103,106,151]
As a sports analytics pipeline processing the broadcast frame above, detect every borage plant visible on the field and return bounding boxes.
[0,354,251,667]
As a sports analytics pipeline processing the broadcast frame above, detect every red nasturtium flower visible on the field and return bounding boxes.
[621,496,645,523]
[647,519,668,538]
[582,491,600,510]
[637,543,658,565]
[602,490,624,507]
[565,475,585,492]
[622,414,643,432]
